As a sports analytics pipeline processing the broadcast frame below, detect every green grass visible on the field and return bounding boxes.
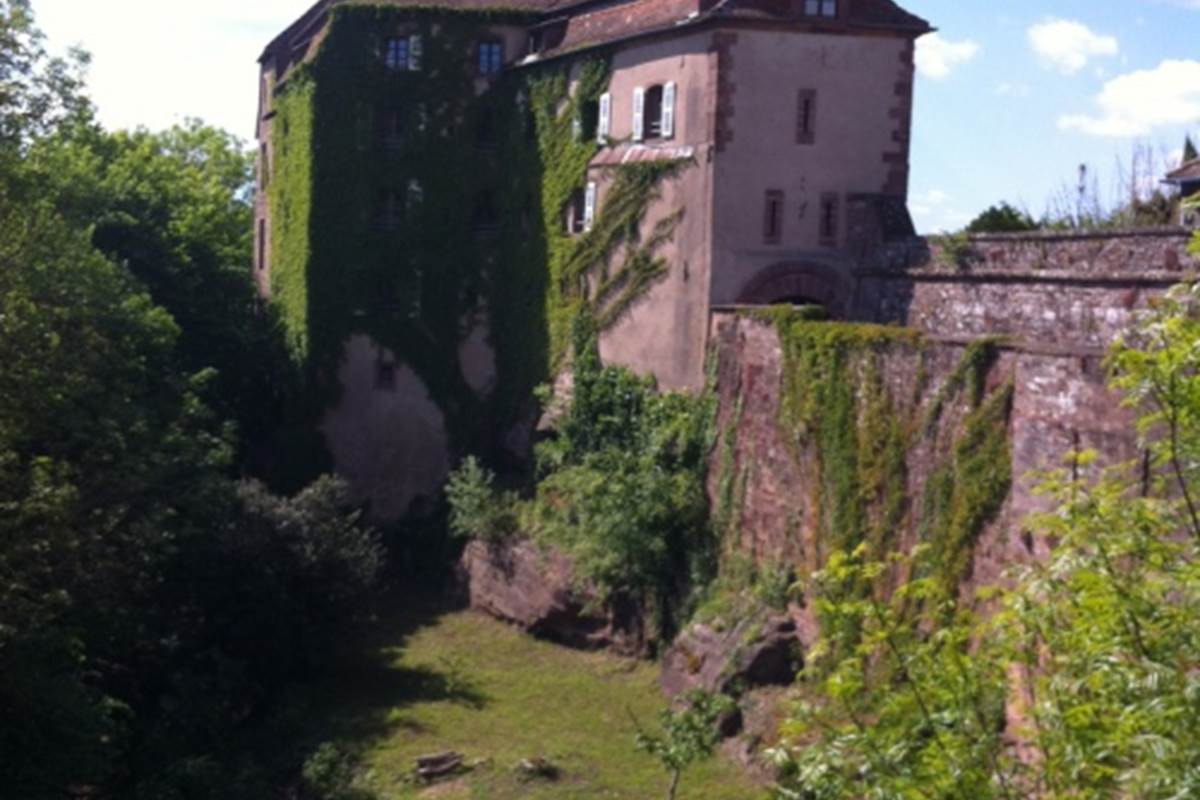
[315,601,767,799]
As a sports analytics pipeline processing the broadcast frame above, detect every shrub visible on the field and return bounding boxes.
[446,456,519,543]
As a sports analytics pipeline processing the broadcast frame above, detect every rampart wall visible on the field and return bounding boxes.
[711,229,1197,594]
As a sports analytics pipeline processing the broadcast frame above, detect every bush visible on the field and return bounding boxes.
[446,456,519,543]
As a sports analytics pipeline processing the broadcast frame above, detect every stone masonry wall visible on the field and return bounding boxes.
[852,229,1197,351]
[708,313,1140,596]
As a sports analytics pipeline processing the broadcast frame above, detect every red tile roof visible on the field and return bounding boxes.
[265,0,931,65]
[1166,159,1200,183]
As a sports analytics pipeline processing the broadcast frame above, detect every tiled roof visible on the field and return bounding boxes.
[1166,159,1200,183]
[265,0,932,64]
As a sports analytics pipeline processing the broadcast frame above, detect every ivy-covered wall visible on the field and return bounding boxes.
[265,4,694,494]
[708,310,1016,600]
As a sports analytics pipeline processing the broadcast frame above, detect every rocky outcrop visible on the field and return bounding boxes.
[457,538,648,656]
[660,610,802,699]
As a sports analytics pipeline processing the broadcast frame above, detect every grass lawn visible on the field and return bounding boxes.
[315,599,768,799]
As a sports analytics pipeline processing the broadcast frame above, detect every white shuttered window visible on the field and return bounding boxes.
[661,81,676,139]
[597,92,612,142]
[408,34,423,71]
[584,181,597,232]
[632,87,645,142]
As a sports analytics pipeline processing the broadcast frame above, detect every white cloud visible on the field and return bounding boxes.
[915,33,980,80]
[32,0,311,138]
[996,82,1031,98]
[1027,18,1118,75]
[1058,59,1200,137]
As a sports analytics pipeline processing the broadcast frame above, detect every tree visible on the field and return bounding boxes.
[634,690,735,800]
[964,202,1038,234]
[1184,135,1197,164]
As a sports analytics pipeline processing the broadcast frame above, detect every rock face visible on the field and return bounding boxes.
[457,538,648,656]
[660,611,802,699]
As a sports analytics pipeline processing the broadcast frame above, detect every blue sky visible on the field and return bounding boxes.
[905,0,1200,231]
[31,0,1200,233]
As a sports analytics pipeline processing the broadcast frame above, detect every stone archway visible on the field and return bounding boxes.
[735,262,851,318]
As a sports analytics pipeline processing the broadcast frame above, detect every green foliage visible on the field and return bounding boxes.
[634,690,737,800]
[303,743,377,800]
[773,314,920,563]
[527,316,717,637]
[772,285,1200,799]
[933,230,976,268]
[446,456,519,543]
[770,548,1012,800]
[19,119,301,471]
[267,6,688,464]
[965,201,1038,234]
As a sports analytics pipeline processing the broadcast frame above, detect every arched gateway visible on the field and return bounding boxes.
[734,262,852,318]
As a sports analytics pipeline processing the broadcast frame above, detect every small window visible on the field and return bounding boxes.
[797,89,817,144]
[819,193,840,246]
[377,189,403,231]
[380,108,403,148]
[578,99,599,142]
[644,85,664,139]
[804,0,837,17]
[764,190,784,244]
[384,37,410,71]
[257,219,266,271]
[259,143,270,189]
[478,40,503,75]
[375,361,397,390]
[476,107,497,149]
[473,192,499,236]
[566,188,586,235]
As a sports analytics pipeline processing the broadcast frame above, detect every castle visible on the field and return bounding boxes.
[254,0,934,518]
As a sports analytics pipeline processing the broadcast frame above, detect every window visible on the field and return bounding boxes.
[380,108,403,148]
[375,361,397,390]
[257,219,266,271]
[804,0,837,17]
[584,181,597,232]
[478,40,503,75]
[597,92,612,142]
[476,107,497,149]
[577,99,599,142]
[259,143,270,189]
[384,37,409,70]
[632,82,676,142]
[797,89,817,144]
[377,189,403,231]
[383,34,422,71]
[764,190,784,244]
[473,192,499,236]
[407,179,424,210]
[566,188,586,234]
[819,193,840,246]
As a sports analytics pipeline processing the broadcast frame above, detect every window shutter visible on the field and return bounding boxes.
[661,82,676,139]
[584,181,597,232]
[408,34,423,71]
[597,92,611,142]
[632,87,645,142]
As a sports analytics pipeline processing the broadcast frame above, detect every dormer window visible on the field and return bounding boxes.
[478,40,503,75]
[804,0,837,17]
[632,82,676,142]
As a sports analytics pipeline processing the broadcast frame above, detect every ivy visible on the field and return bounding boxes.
[766,309,1012,613]
[268,5,689,468]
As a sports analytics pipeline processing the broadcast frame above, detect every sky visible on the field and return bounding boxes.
[30,0,1200,233]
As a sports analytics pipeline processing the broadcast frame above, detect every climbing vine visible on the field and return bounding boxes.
[765,308,1013,602]
[268,4,689,465]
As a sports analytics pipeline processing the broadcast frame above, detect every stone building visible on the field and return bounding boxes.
[255,0,932,518]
